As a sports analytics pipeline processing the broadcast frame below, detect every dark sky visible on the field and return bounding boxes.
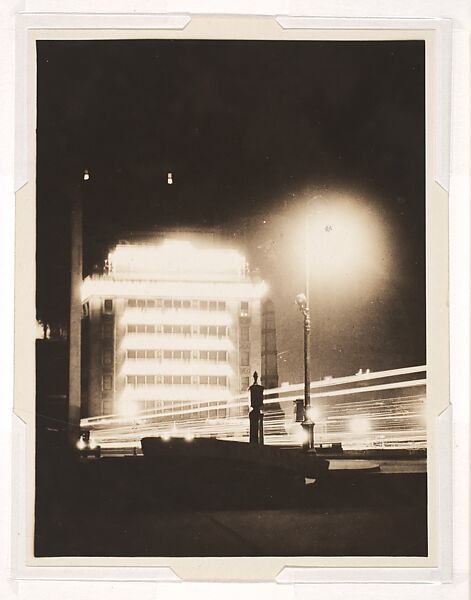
[36,39,425,383]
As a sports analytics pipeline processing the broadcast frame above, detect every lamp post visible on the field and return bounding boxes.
[295,292,315,451]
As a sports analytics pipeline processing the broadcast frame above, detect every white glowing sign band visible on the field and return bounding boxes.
[109,240,247,280]
[118,387,233,402]
[122,361,234,377]
[120,308,233,326]
[81,278,267,303]
[120,335,235,352]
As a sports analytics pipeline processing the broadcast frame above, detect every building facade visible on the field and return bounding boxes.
[81,238,266,419]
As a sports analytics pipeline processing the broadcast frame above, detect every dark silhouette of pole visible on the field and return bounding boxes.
[249,371,264,444]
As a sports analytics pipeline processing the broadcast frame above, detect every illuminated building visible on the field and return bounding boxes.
[80,238,267,419]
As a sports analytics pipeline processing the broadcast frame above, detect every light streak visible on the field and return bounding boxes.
[120,308,233,326]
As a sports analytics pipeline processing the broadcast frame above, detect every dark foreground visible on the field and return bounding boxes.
[35,449,427,557]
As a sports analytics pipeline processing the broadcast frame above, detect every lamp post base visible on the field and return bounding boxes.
[301,420,315,452]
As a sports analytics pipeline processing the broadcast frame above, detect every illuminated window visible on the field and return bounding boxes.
[174,375,182,385]
[146,325,155,333]
[240,301,249,317]
[137,299,146,308]
[146,375,155,384]
[164,375,172,385]
[217,351,227,362]
[164,299,172,309]
[127,324,137,334]
[146,350,155,359]
[209,376,218,386]
[240,351,250,366]
[183,300,191,309]
[217,326,227,337]
[174,300,182,309]
[104,299,113,313]
[200,376,209,385]
[128,299,137,307]
[163,350,172,359]
[182,350,191,360]
[182,325,191,335]
[200,300,208,310]
[102,350,113,366]
[102,375,113,391]
[127,350,136,359]
[127,375,136,385]
[137,375,146,385]
[209,350,217,361]
[137,349,146,359]
[218,376,228,386]
[217,301,226,311]
[147,299,155,308]
[137,324,146,333]
[208,326,217,336]
[156,298,163,308]
[209,301,217,311]
[183,375,191,384]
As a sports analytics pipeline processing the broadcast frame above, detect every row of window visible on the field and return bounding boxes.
[126,349,229,362]
[127,298,228,311]
[126,324,230,337]
[126,375,229,386]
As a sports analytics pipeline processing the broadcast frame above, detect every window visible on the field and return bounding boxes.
[240,301,249,317]
[136,375,146,385]
[127,324,137,334]
[217,351,227,362]
[164,350,172,359]
[241,376,250,391]
[183,300,191,309]
[146,375,155,385]
[147,325,155,333]
[240,351,250,367]
[200,375,209,385]
[147,299,155,308]
[209,376,218,386]
[128,299,137,307]
[182,325,191,335]
[146,350,155,359]
[104,299,113,313]
[217,326,227,337]
[102,350,113,366]
[127,375,136,385]
[102,375,113,391]
[137,299,146,308]
[209,301,217,311]
[164,299,172,309]
[137,324,146,333]
[209,350,217,361]
[82,302,89,318]
[182,350,191,360]
[137,349,146,359]
[164,375,172,385]
[174,300,182,309]
[103,323,114,337]
[240,327,249,342]
[200,300,208,310]
[208,326,217,336]
[182,375,191,385]
[217,301,226,311]
[127,350,136,359]
[218,376,228,386]
[173,375,182,385]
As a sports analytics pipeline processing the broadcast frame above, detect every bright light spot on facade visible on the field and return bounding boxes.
[184,433,194,442]
[349,416,372,434]
[76,437,86,450]
[305,406,321,421]
[162,433,171,441]
[167,172,173,185]
[83,169,90,181]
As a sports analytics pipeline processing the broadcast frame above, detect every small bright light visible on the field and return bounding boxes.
[184,433,194,442]
[349,416,372,434]
[89,440,97,450]
[76,437,86,450]
[295,293,307,309]
[161,433,171,441]
[306,406,321,421]
[83,169,90,181]
[167,172,173,185]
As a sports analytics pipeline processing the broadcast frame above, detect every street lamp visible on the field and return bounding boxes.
[295,292,315,452]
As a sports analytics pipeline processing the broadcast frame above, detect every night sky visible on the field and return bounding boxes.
[36,39,425,383]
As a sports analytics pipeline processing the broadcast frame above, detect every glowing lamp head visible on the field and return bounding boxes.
[83,169,90,181]
[161,433,171,441]
[295,293,308,310]
[167,172,173,185]
[184,433,194,442]
[76,437,86,451]
[305,406,321,422]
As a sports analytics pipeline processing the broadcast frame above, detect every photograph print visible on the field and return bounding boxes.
[34,35,428,559]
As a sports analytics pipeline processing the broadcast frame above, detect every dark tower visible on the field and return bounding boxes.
[261,298,279,389]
